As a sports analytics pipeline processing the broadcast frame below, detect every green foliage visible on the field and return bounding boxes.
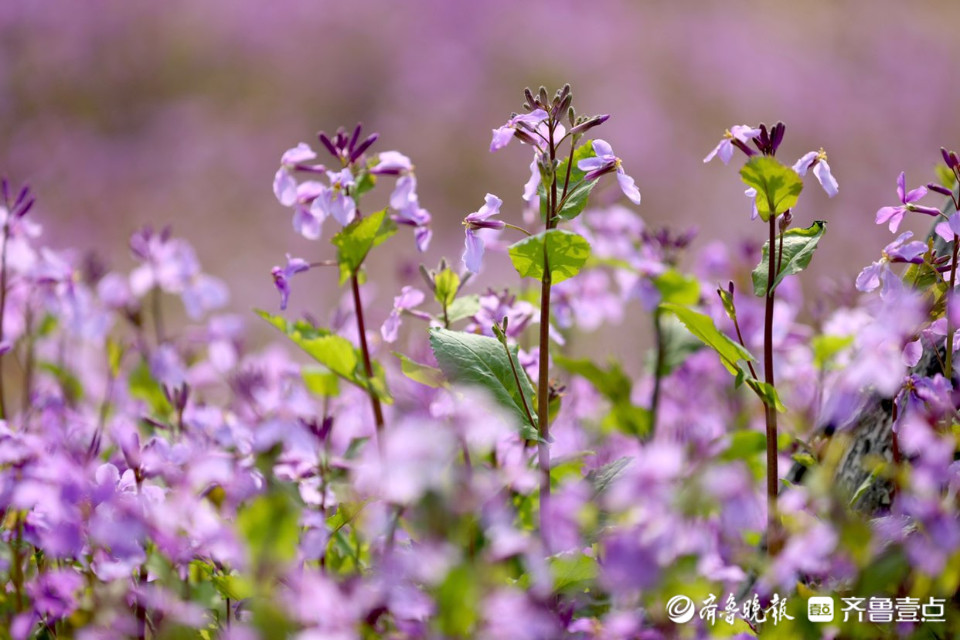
[554,355,650,437]
[446,294,480,323]
[433,268,460,308]
[236,492,301,567]
[428,328,538,439]
[434,564,478,637]
[659,303,755,376]
[720,431,767,462]
[257,310,392,404]
[393,352,445,388]
[654,269,700,306]
[586,456,633,496]
[129,359,171,415]
[331,209,397,284]
[508,229,591,284]
[744,378,786,413]
[301,366,340,396]
[811,334,853,370]
[752,221,826,296]
[550,552,598,593]
[740,156,804,222]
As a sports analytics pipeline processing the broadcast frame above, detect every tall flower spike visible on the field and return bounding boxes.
[577,140,641,205]
[462,194,504,273]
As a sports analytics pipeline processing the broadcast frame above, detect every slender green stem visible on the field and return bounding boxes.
[350,273,385,443]
[502,337,537,433]
[649,308,665,438]
[764,216,780,553]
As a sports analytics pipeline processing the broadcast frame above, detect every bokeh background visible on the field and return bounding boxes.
[3,0,959,348]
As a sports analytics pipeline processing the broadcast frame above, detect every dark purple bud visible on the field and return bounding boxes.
[941,147,959,170]
[770,122,785,154]
[513,128,538,146]
[15,198,34,219]
[14,185,29,207]
[731,139,756,157]
[909,204,941,216]
[349,123,363,152]
[318,132,338,158]
[569,114,610,136]
[754,124,769,152]
[728,281,735,294]
[582,164,616,182]
[349,133,379,164]
[928,183,953,197]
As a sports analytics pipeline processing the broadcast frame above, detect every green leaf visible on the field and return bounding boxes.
[508,229,591,285]
[302,366,340,396]
[354,170,376,197]
[811,334,853,370]
[587,456,632,496]
[434,268,460,308]
[429,328,538,439]
[38,361,84,404]
[660,303,756,376]
[554,356,650,437]
[745,377,786,412]
[446,295,480,323]
[751,221,826,296]
[236,492,300,566]
[435,565,478,637]
[331,209,396,284]
[393,352,445,388]
[652,313,704,376]
[555,179,599,221]
[740,156,804,222]
[654,269,700,306]
[128,360,171,415]
[720,431,766,462]
[550,552,598,593]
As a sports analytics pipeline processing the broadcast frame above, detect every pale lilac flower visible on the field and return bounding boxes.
[703,125,762,164]
[462,194,504,273]
[935,211,960,243]
[371,150,413,175]
[856,231,927,294]
[381,286,425,343]
[793,149,838,197]
[876,172,937,232]
[490,109,548,152]
[273,143,318,206]
[313,169,356,226]
[577,140,642,205]
[271,255,310,310]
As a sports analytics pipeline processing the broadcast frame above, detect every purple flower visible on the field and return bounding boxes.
[703,125,762,165]
[271,255,310,310]
[314,169,357,226]
[792,149,838,197]
[876,172,938,232]
[273,143,318,206]
[371,150,413,175]
[935,211,960,243]
[856,231,927,294]
[387,173,432,252]
[577,140,641,205]
[381,286,425,343]
[462,194,504,273]
[490,109,548,152]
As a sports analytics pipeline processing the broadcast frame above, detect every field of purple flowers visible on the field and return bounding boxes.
[4,3,960,639]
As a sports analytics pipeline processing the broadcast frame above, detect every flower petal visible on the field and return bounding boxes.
[616,169,642,205]
[813,160,838,197]
[463,229,485,273]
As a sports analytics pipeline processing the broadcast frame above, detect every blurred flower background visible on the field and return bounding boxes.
[3,0,958,351]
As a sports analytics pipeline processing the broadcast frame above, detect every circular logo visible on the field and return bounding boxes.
[666,595,695,624]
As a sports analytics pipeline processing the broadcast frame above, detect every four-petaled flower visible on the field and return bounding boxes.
[793,149,838,198]
[703,126,762,165]
[271,254,310,310]
[577,140,642,205]
[876,172,938,233]
[381,286,426,343]
[856,231,927,294]
[490,109,549,152]
[462,194,504,273]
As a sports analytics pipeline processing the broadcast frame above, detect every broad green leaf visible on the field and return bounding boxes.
[393,352,445,388]
[433,268,460,308]
[128,360,171,415]
[236,492,300,566]
[811,334,853,370]
[508,229,591,285]
[654,269,700,306]
[301,366,340,396]
[651,313,704,376]
[740,156,803,222]
[751,220,826,296]
[429,328,538,439]
[211,574,254,601]
[660,303,755,376]
[446,294,480,323]
[435,565,478,637]
[331,209,396,284]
